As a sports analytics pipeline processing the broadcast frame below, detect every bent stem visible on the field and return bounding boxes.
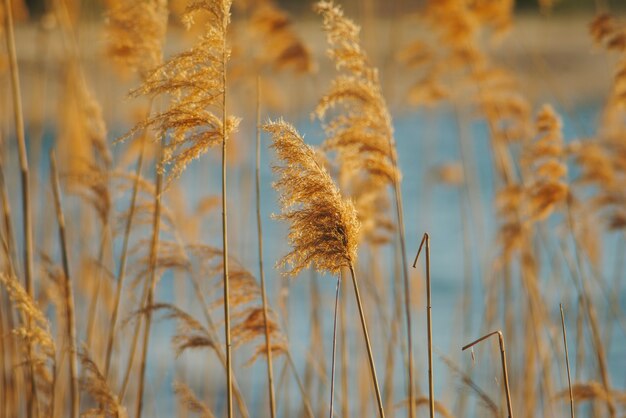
[413,233,434,418]
[329,274,341,418]
[560,304,574,418]
[348,263,385,418]
[462,330,513,418]
[50,151,79,418]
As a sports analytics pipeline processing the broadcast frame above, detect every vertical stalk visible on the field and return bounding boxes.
[413,233,434,418]
[286,351,315,418]
[255,76,276,418]
[50,151,79,418]
[560,304,574,418]
[135,143,163,418]
[462,331,513,418]
[2,0,33,300]
[348,264,385,418]
[329,275,341,418]
[221,20,233,418]
[2,2,38,415]
[104,133,147,377]
[391,178,414,418]
[340,270,349,418]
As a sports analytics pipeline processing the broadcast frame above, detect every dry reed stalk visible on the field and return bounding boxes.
[264,120,386,416]
[565,197,615,417]
[50,151,79,418]
[463,331,513,418]
[2,0,33,300]
[2,0,37,413]
[329,275,341,418]
[413,233,434,418]
[220,9,234,417]
[135,142,163,418]
[313,4,413,415]
[285,350,315,418]
[560,304,575,418]
[340,270,349,418]
[348,264,386,417]
[104,132,147,377]
[0,160,17,276]
[119,0,237,412]
[184,273,250,418]
[255,75,276,418]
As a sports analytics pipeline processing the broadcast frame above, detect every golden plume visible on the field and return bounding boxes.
[314,1,398,186]
[263,119,360,276]
[174,381,216,418]
[249,1,314,74]
[105,0,168,77]
[187,244,289,364]
[79,348,128,418]
[314,0,399,247]
[123,0,239,184]
[522,105,568,221]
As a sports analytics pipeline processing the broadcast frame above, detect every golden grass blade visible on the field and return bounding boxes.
[560,304,575,418]
[134,142,163,418]
[49,151,79,418]
[2,0,37,413]
[255,76,277,418]
[413,233,434,418]
[329,275,341,418]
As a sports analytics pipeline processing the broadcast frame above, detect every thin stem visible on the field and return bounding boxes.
[348,263,385,418]
[255,75,276,418]
[104,132,147,377]
[462,330,513,418]
[286,350,315,418]
[413,233,434,418]
[560,304,574,418]
[329,275,341,418]
[135,143,163,418]
[50,151,79,418]
[2,1,37,415]
[221,24,233,418]
[340,270,349,418]
[391,167,414,418]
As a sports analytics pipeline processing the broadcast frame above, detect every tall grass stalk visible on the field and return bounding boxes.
[50,151,79,418]
[104,132,147,377]
[348,264,385,417]
[462,331,513,418]
[221,23,234,417]
[255,76,276,418]
[413,233,434,418]
[329,275,341,418]
[560,304,574,418]
[135,142,163,418]
[2,1,37,414]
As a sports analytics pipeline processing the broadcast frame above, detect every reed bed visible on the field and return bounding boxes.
[0,0,625,417]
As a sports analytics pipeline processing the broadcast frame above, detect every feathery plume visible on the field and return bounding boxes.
[79,348,128,418]
[105,0,168,77]
[522,105,568,221]
[123,0,239,185]
[263,119,359,276]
